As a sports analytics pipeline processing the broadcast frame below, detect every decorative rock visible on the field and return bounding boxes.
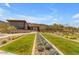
[35,33,60,55]
[45,43,52,50]
[48,49,58,55]
[37,45,44,52]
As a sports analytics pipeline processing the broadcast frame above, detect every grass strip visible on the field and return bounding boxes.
[42,33,79,55]
[0,34,35,55]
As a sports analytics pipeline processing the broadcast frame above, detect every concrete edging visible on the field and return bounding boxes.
[40,33,64,55]
[31,32,37,55]
[0,50,16,55]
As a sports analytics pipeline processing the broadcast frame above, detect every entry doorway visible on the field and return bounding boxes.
[30,27,39,31]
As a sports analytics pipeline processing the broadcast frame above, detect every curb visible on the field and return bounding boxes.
[0,50,16,55]
[31,32,37,55]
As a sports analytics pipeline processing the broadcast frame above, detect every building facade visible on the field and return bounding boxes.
[7,20,29,30]
[7,20,42,31]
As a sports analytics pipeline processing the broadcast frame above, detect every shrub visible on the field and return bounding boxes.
[45,43,52,50]
[42,40,47,45]
[1,40,7,44]
[70,37,77,40]
[37,42,43,46]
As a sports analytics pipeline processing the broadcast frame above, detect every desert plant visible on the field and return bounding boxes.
[37,41,43,45]
[37,45,44,52]
[1,40,7,44]
[45,43,52,50]
[70,37,77,40]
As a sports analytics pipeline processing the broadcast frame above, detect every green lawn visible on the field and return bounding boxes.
[42,33,79,55]
[0,34,35,55]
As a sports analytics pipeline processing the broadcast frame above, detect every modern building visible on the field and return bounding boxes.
[7,20,28,30]
[7,20,47,31]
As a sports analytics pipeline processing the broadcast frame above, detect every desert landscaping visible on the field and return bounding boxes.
[0,19,79,55]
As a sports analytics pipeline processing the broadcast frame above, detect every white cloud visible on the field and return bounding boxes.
[73,20,79,23]
[14,15,54,23]
[70,13,79,27]
[0,15,2,17]
[0,8,6,20]
[8,17,14,19]
[72,13,79,19]
[5,3,10,8]
[14,14,62,25]
[53,18,57,21]
[68,19,79,27]
[0,7,61,25]
[0,7,13,21]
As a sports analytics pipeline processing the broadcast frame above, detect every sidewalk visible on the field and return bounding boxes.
[0,32,35,39]
[0,50,15,55]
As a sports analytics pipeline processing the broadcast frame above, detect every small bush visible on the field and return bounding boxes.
[1,40,7,44]
[42,40,47,45]
[37,42,43,46]
[70,37,77,40]
[45,43,52,50]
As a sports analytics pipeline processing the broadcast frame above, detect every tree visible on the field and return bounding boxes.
[0,22,16,33]
[51,23,64,32]
[8,26,16,30]
[0,22,9,33]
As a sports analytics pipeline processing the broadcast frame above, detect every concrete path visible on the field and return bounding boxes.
[0,50,15,55]
[0,32,35,39]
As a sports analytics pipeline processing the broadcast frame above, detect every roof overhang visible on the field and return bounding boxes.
[7,20,26,22]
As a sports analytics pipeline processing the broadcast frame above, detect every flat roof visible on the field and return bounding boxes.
[28,23,47,26]
[7,20,26,22]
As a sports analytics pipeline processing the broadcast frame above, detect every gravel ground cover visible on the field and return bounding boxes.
[34,33,59,55]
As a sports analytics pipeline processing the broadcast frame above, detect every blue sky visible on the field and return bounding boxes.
[0,3,79,27]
